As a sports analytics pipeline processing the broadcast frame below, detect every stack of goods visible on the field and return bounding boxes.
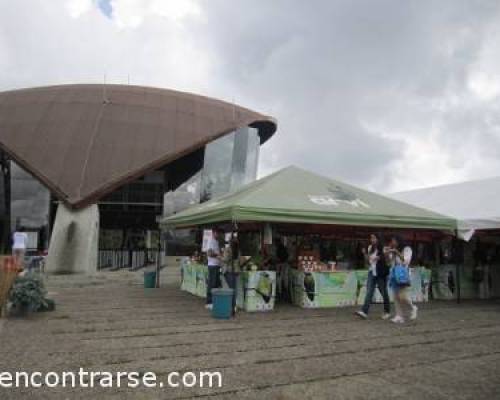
[0,256,23,317]
[314,261,337,272]
[297,250,336,272]
[297,250,320,272]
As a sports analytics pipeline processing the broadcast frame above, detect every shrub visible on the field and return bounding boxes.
[8,275,48,312]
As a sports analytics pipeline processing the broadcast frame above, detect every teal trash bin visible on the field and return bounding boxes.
[144,271,157,288]
[211,288,234,319]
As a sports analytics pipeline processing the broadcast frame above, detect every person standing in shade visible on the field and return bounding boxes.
[205,228,223,310]
[222,234,240,313]
[386,236,418,324]
[355,234,391,320]
[12,228,28,268]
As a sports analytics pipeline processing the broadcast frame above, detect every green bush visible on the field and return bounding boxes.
[9,275,48,312]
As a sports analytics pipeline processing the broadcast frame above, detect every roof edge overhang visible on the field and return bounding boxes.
[0,84,277,209]
[71,120,274,209]
[0,83,277,143]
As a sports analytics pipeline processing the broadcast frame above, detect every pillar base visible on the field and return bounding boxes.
[45,204,99,275]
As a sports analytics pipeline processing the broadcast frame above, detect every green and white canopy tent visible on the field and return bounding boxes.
[161,166,457,232]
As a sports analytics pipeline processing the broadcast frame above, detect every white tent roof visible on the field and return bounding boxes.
[391,176,500,239]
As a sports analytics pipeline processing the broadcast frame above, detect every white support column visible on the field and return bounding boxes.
[45,203,99,275]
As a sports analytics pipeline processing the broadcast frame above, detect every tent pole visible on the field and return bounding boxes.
[231,228,235,317]
[231,221,239,317]
[454,233,461,304]
[432,237,440,301]
[156,228,162,288]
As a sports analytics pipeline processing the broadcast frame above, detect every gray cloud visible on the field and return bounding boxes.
[194,0,500,190]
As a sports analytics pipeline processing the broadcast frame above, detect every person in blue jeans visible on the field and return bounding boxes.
[222,234,240,314]
[355,234,391,320]
[205,229,224,310]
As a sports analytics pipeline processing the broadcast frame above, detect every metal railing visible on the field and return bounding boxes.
[98,248,160,270]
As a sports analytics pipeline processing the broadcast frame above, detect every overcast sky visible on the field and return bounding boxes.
[1,0,500,193]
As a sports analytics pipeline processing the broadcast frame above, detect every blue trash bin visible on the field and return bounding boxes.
[211,288,234,319]
[144,271,157,288]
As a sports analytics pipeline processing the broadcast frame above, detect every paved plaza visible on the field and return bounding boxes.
[1,269,500,399]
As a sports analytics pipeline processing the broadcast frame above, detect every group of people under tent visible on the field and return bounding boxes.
[204,228,238,312]
[202,228,418,324]
[202,228,291,312]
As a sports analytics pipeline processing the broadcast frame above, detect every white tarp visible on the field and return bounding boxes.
[391,176,500,240]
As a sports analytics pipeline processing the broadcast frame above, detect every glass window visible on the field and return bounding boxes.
[0,165,6,216]
[10,162,50,232]
[200,131,235,201]
[231,126,259,190]
[200,126,260,202]
[244,128,260,184]
[163,171,202,217]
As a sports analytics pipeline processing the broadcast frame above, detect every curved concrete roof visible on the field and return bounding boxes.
[0,84,277,208]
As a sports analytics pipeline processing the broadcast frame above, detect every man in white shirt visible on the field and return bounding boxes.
[12,229,28,267]
[205,228,223,309]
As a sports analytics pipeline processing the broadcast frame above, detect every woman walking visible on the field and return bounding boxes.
[386,236,418,324]
[355,234,390,319]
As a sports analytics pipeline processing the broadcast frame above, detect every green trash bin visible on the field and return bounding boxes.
[212,288,234,319]
[144,271,157,288]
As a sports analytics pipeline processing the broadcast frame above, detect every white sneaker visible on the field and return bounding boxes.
[410,305,418,320]
[381,313,391,320]
[205,304,213,310]
[355,310,368,319]
[391,316,405,324]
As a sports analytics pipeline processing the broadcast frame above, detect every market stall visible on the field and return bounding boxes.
[180,260,276,311]
[288,268,431,309]
[393,179,500,301]
[162,166,457,312]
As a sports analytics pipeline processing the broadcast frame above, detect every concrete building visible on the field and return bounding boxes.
[0,84,277,273]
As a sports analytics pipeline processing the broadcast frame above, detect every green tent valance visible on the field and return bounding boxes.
[160,166,457,232]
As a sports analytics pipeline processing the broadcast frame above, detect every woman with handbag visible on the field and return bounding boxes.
[385,236,418,324]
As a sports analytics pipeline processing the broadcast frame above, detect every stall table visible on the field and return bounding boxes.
[431,264,476,300]
[239,270,276,312]
[290,269,359,308]
[180,261,277,312]
[357,267,431,304]
[289,267,431,308]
